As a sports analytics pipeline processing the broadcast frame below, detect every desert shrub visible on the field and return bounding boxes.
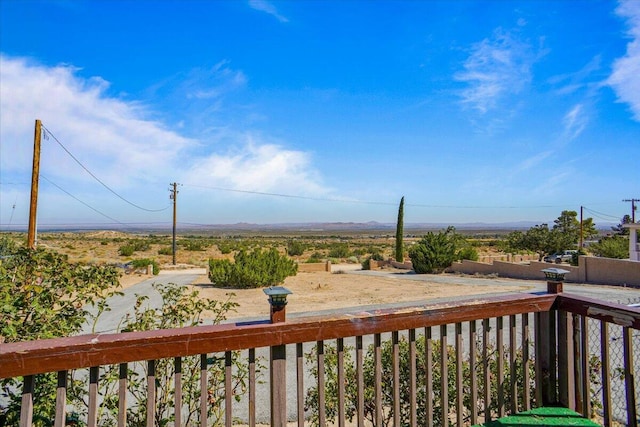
[457,246,479,261]
[306,252,324,263]
[328,243,350,258]
[409,227,459,274]
[182,239,208,251]
[118,245,135,256]
[158,246,173,255]
[208,248,298,289]
[287,240,306,256]
[217,242,233,254]
[0,247,120,424]
[130,258,160,275]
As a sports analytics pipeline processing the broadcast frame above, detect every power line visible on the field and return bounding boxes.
[41,124,170,213]
[40,175,132,227]
[182,183,577,209]
[582,207,620,221]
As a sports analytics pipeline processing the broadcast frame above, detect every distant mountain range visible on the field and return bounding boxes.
[4,220,616,234]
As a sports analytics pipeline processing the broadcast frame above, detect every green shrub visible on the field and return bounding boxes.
[208,248,298,289]
[457,246,479,261]
[118,245,135,256]
[409,227,459,274]
[158,246,173,255]
[182,240,208,251]
[589,235,629,259]
[0,248,120,424]
[328,243,350,258]
[217,242,233,254]
[306,252,324,263]
[287,240,306,256]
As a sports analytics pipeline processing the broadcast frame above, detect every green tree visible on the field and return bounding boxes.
[589,235,629,259]
[611,215,632,236]
[395,196,405,262]
[409,227,458,274]
[549,210,597,252]
[522,224,552,261]
[208,248,298,288]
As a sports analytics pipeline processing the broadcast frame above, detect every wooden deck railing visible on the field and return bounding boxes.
[1,288,639,426]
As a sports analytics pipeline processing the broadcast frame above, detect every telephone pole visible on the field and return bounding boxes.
[623,199,639,223]
[579,206,583,249]
[27,120,42,249]
[170,183,179,265]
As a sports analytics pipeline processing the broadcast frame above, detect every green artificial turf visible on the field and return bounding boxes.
[472,407,600,426]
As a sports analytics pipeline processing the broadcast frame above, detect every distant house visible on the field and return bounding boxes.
[623,223,640,261]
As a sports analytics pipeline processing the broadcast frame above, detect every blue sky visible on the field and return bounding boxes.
[1,0,638,228]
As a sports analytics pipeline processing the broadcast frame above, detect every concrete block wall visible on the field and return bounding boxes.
[448,256,638,287]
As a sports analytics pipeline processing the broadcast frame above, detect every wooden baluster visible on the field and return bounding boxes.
[200,354,207,425]
[225,351,232,427]
[119,363,128,427]
[623,327,637,427]
[497,317,504,418]
[441,324,449,427]
[426,327,434,426]
[374,333,382,427]
[601,322,612,427]
[317,340,326,427]
[470,320,478,425]
[296,344,303,427]
[456,323,463,426]
[338,338,346,427]
[249,349,256,427]
[510,314,517,414]
[173,358,181,427]
[409,329,417,427]
[147,361,155,427]
[356,336,365,427]
[54,371,67,427]
[20,375,34,427]
[89,366,98,427]
[393,331,400,427]
[522,314,531,412]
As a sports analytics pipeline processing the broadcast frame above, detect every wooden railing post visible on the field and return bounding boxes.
[265,287,291,427]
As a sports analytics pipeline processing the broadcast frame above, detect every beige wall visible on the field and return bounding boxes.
[297,261,332,273]
[448,256,639,287]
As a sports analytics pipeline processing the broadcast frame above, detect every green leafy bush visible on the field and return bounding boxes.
[208,248,298,288]
[457,246,479,261]
[0,247,121,424]
[287,240,306,256]
[409,227,459,274]
[158,246,173,255]
[94,283,249,426]
[118,245,135,256]
[306,252,324,263]
[328,243,350,258]
[589,235,629,259]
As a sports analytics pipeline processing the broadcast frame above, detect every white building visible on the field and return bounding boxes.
[623,223,640,261]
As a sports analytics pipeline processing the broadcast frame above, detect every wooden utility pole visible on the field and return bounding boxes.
[579,206,583,249]
[170,182,178,265]
[623,199,638,223]
[27,120,42,249]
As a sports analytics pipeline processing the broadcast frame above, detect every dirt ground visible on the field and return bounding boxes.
[121,269,530,320]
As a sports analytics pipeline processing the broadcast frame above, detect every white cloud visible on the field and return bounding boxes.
[248,0,288,23]
[184,135,327,196]
[562,104,587,140]
[455,28,536,114]
[608,0,640,121]
[0,56,195,187]
[0,56,327,222]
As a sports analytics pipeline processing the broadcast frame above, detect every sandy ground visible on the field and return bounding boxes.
[119,269,529,320]
[119,268,530,320]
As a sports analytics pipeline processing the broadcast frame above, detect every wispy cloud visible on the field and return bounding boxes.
[607,0,640,121]
[0,56,327,221]
[562,104,588,140]
[248,0,288,23]
[455,28,538,114]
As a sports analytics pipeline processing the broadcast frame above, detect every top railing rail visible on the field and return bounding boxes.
[0,292,556,379]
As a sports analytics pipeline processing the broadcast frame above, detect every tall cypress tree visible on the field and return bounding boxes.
[395,196,404,262]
